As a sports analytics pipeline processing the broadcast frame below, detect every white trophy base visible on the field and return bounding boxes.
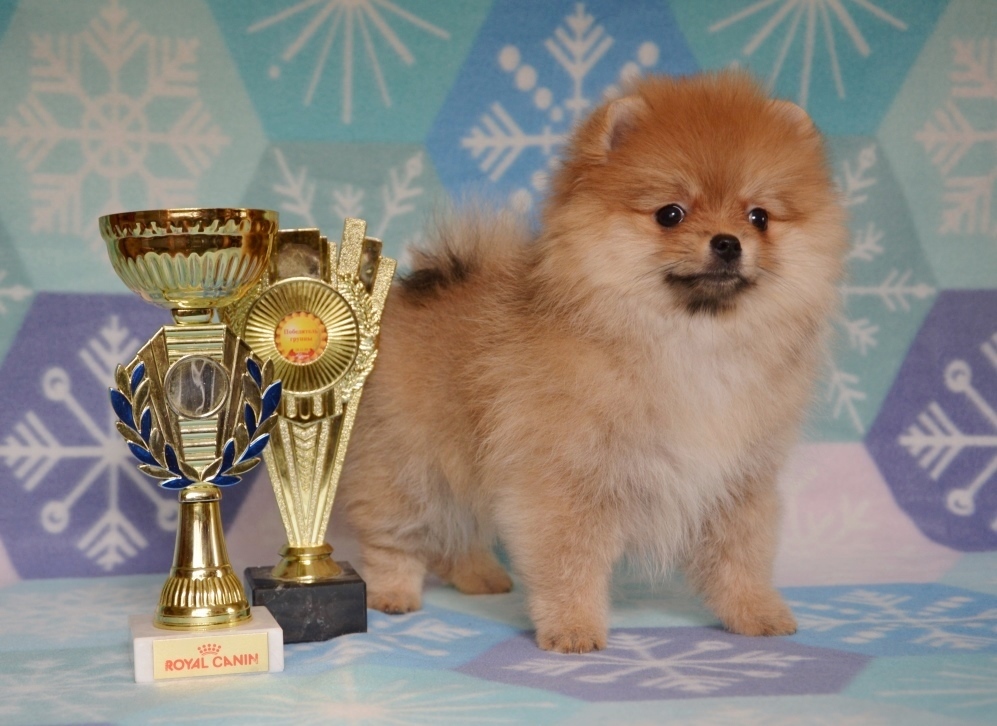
[129,607,284,683]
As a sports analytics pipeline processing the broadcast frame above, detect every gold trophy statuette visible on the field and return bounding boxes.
[221,218,395,643]
[100,208,285,682]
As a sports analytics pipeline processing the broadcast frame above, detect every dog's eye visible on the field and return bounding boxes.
[655,204,685,228]
[748,208,768,231]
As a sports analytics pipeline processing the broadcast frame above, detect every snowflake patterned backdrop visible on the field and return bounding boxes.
[0,0,265,292]
[0,1,995,724]
[868,291,997,550]
[426,0,698,211]
[674,0,948,134]
[0,294,258,577]
[460,628,868,700]
[242,143,442,265]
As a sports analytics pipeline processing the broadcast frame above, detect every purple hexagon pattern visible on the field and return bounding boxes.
[868,291,997,551]
[459,628,869,701]
[0,293,256,577]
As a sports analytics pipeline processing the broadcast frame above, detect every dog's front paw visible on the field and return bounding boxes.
[368,589,422,615]
[536,626,608,654]
[721,590,797,636]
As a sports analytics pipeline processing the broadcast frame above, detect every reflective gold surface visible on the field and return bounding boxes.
[130,321,275,628]
[156,485,251,629]
[103,207,281,629]
[270,543,343,581]
[221,219,395,583]
[243,278,359,396]
[99,208,277,322]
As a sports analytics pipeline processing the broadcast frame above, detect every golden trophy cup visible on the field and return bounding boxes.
[99,208,285,682]
[220,218,395,643]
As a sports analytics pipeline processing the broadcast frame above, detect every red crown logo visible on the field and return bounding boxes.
[197,643,222,655]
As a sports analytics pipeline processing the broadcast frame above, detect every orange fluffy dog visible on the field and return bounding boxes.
[339,71,847,653]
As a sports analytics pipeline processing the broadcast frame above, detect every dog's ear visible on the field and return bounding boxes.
[577,94,648,162]
[770,100,816,135]
[603,94,648,152]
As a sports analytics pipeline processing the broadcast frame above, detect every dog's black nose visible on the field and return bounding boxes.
[710,234,742,264]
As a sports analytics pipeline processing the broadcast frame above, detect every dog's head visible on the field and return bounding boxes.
[541,71,846,321]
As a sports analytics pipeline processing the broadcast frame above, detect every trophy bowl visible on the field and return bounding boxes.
[99,208,278,323]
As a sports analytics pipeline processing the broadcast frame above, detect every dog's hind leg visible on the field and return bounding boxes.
[434,545,513,595]
[362,541,427,614]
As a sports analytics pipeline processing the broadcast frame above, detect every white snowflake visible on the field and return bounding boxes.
[272,147,426,239]
[0,579,154,642]
[295,610,481,667]
[374,154,426,238]
[840,314,878,356]
[0,0,228,251]
[247,0,450,122]
[841,269,936,314]
[506,632,809,694]
[915,38,997,237]
[837,144,878,208]
[0,268,31,316]
[0,650,130,723]
[139,669,557,724]
[273,147,318,227]
[846,222,885,263]
[876,657,997,710]
[683,706,890,726]
[827,144,935,434]
[0,315,176,571]
[825,363,868,434]
[899,331,997,531]
[709,0,908,107]
[780,462,876,554]
[792,588,997,649]
[333,183,366,221]
[461,3,660,211]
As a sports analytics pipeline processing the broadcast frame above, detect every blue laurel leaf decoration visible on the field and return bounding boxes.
[211,475,242,487]
[130,362,146,394]
[246,357,262,388]
[140,407,152,443]
[261,381,282,422]
[220,438,236,473]
[244,402,258,438]
[161,477,194,490]
[109,388,135,431]
[240,433,270,463]
[127,442,159,466]
[164,443,182,476]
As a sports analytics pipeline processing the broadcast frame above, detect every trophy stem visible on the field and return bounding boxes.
[171,308,214,325]
[271,543,344,582]
[155,484,251,630]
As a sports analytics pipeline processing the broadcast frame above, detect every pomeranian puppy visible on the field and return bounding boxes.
[339,71,848,653]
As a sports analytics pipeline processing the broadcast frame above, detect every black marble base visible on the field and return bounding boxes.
[245,562,367,644]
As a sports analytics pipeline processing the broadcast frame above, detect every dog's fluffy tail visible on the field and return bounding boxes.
[399,207,533,297]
